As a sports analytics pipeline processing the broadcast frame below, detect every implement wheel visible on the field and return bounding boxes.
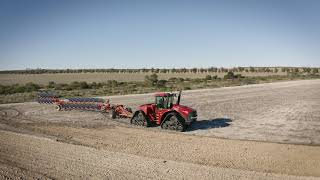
[55,105,61,111]
[161,113,185,132]
[110,109,117,119]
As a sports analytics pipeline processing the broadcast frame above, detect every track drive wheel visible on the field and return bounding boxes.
[131,111,150,127]
[161,113,186,132]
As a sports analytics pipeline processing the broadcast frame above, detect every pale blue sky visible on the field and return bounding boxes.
[0,0,319,70]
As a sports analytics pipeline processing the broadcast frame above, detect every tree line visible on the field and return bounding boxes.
[0,67,319,74]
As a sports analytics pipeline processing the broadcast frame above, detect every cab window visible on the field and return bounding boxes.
[155,96,164,108]
[163,97,169,109]
[167,96,174,108]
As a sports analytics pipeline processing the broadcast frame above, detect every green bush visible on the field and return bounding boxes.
[224,72,244,79]
[0,83,41,95]
[312,68,319,74]
[168,77,177,82]
[67,81,90,90]
[157,80,167,88]
[224,72,235,79]
[13,85,26,93]
[48,81,55,88]
[70,81,80,89]
[205,75,212,80]
[54,83,68,90]
[107,80,118,87]
[79,81,89,89]
[145,73,158,86]
[191,78,203,83]
[25,82,40,92]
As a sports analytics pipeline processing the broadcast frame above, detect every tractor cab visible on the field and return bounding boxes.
[155,93,174,109]
[154,90,181,109]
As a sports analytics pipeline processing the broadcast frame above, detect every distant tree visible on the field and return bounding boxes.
[181,68,187,73]
[238,67,244,72]
[141,68,148,73]
[191,68,197,73]
[293,68,299,73]
[303,67,311,73]
[312,68,319,74]
[160,69,167,73]
[285,68,291,73]
[265,67,271,73]
[231,67,238,72]
[208,67,218,73]
[218,67,226,73]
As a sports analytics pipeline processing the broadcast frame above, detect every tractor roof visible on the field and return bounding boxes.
[154,92,174,97]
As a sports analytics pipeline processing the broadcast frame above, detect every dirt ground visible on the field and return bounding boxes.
[1,79,320,179]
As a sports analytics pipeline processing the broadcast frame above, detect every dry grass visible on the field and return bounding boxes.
[0,72,287,85]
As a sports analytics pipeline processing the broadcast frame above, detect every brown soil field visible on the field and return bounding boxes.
[0,72,287,85]
[0,79,319,179]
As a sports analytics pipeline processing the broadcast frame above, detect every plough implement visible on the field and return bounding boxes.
[37,91,133,119]
[37,92,60,104]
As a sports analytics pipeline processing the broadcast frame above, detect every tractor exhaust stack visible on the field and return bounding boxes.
[176,90,182,105]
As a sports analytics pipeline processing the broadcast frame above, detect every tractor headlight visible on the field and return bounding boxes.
[182,110,189,114]
[187,111,197,122]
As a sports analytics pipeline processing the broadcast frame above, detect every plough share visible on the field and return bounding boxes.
[37,91,133,119]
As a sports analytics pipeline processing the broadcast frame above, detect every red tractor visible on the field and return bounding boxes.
[131,90,197,131]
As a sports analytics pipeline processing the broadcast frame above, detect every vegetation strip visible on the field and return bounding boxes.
[1,71,319,104]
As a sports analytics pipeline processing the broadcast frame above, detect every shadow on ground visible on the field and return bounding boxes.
[187,118,232,131]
